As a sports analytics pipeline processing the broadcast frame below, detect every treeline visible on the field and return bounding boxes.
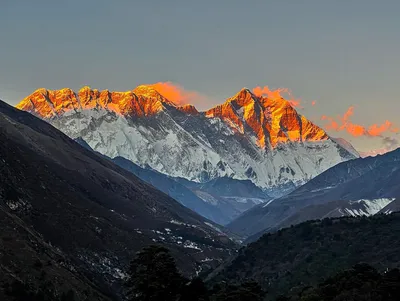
[213,213,400,298]
[3,279,77,301]
[124,245,400,301]
[5,244,400,300]
[278,263,400,301]
[125,245,265,301]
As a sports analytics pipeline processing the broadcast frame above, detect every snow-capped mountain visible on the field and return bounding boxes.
[16,85,358,192]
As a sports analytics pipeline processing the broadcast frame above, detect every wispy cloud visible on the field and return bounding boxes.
[321,106,399,137]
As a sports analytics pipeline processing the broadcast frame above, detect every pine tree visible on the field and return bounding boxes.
[210,281,265,301]
[125,245,185,301]
[181,277,209,301]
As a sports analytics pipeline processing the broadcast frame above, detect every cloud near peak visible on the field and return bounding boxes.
[252,86,302,108]
[148,82,215,110]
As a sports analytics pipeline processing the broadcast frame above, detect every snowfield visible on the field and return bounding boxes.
[48,107,355,191]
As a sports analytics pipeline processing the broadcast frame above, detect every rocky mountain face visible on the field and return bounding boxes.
[0,100,236,299]
[205,88,328,148]
[228,148,400,241]
[16,86,358,194]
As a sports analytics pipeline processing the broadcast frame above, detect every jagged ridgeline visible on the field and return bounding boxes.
[16,86,357,192]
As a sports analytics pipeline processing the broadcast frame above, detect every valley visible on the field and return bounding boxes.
[3,83,400,300]
[3,2,400,300]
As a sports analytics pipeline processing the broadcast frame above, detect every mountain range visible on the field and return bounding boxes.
[15,85,359,224]
[16,85,358,192]
[4,84,400,300]
[0,99,236,299]
[14,85,399,241]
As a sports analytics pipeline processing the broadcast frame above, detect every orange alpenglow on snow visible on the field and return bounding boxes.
[16,84,328,149]
[16,85,177,118]
[321,106,399,137]
[16,83,205,118]
[206,88,327,148]
[177,104,199,115]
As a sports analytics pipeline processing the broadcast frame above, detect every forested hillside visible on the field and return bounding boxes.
[211,213,400,299]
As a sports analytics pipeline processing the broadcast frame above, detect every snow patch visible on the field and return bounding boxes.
[195,191,219,206]
[44,106,354,190]
[262,199,275,208]
[204,222,223,233]
[183,241,202,250]
[346,198,395,216]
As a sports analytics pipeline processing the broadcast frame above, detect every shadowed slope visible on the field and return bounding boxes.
[0,100,236,299]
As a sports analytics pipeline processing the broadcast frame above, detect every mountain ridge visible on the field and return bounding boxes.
[17,86,329,149]
[228,147,400,241]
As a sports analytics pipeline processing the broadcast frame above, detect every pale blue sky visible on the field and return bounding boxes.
[1,0,399,152]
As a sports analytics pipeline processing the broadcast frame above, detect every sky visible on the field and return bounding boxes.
[1,0,399,154]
